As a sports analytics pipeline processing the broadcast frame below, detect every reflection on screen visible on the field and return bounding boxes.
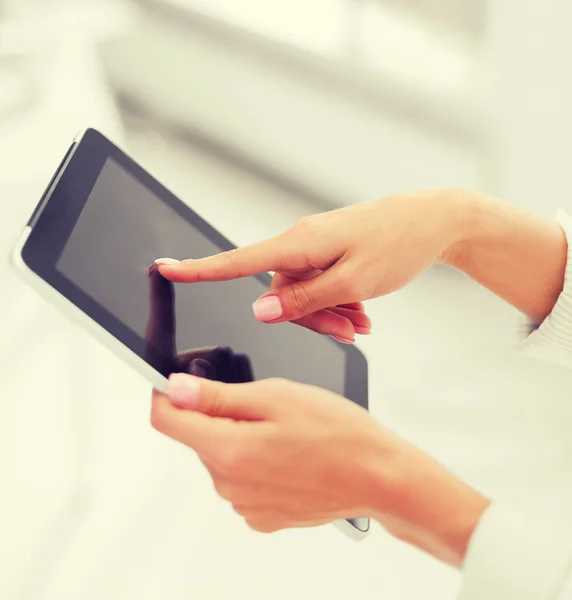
[56,159,349,398]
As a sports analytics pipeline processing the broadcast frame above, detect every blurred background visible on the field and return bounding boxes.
[2,1,572,599]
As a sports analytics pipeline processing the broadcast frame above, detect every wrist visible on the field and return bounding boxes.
[433,188,486,269]
[437,189,567,322]
[363,434,489,567]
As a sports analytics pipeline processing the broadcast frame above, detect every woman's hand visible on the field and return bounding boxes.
[151,374,489,567]
[156,189,468,342]
[158,187,568,329]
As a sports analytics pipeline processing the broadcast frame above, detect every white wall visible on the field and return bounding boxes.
[102,8,485,207]
[484,0,572,216]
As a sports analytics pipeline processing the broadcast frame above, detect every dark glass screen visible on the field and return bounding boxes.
[56,158,353,397]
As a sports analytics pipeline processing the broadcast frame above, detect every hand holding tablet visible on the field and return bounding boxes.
[11,129,489,561]
[151,370,386,538]
[11,128,369,538]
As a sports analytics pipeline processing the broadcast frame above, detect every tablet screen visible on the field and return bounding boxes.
[56,158,354,399]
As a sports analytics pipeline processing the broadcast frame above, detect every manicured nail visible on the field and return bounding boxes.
[331,335,355,345]
[167,374,200,410]
[155,258,180,266]
[252,296,283,322]
[354,326,371,335]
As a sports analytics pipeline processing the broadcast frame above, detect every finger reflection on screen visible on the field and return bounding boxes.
[145,263,177,358]
[145,265,254,383]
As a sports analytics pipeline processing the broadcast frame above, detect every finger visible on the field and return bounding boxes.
[165,374,277,421]
[244,515,335,533]
[271,274,366,321]
[269,268,322,289]
[151,390,240,456]
[157,234,302,283]
[145,265,176,358]
[293,309,355,341]
[269,272,366,337]
[253,265,359,323]
[329,307,372,333]
[287,518,337,529]
[338,302,365,311]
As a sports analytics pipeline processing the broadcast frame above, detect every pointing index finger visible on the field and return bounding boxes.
[157,235,294,283]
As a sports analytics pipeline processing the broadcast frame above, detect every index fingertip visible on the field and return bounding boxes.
[156,262,200,283]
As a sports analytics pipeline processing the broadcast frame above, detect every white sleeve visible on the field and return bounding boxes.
[458,487,572,600]
[458,211,572,599]
[518,210,572,370]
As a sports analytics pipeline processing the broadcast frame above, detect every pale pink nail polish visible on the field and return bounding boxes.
[167,374,201,410]
[252,296,283,322]
[331,335,355,345]
[155,258,180,266]
[354,326,371,335]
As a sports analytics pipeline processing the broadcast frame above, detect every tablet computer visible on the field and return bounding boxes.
[11,128,370,539]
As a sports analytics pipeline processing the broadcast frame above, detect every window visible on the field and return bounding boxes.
[166,0,351,56]
[358,1,478,95]
[152,0,483,99]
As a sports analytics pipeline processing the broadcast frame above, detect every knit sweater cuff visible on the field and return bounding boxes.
[518,210,572,369]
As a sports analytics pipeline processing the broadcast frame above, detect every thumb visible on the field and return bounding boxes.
[166,374,272,421]
[253,266,354,322]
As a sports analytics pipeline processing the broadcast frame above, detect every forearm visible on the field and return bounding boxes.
[446,191,568,324]
[363,434,489,568]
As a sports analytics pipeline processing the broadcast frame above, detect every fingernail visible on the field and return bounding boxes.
[252,296,283,322]
[331,335,355,345]
[167,374,201,410]
[155,258,180,266]
[354,326,371,335]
